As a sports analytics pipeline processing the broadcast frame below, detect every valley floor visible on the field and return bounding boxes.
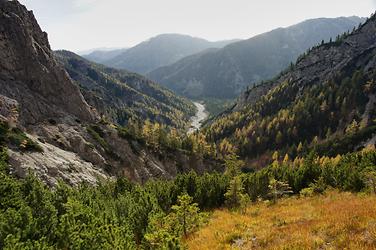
[188,101,209,134]
[186,191,376,249]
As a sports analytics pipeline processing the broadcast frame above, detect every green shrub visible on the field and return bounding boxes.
[309,177,327,194]
[0,122,42,152]
[87,125,110,152]
[300,187,314,197]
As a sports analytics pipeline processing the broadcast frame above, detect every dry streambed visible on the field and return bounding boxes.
[188,102,208,134]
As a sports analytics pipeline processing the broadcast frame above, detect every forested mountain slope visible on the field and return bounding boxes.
[149,17,365,99]
[55,50,195,130]
[205,13,376,167]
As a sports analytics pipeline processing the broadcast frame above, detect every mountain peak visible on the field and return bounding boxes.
[98,34,239,74]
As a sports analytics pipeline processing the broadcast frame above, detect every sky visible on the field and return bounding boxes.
[19,0,376,53]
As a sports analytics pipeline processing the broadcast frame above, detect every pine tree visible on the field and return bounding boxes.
[276,131,283,145]
[312,136,319,145]
[171,194,202,237]
[272,151,279,161]
[283,154,289,164]
[364,171,376,194]
[325,128,332,139]
[268,178,293,204]
[225,176,249,210]
[345,119,359,135]
[144,212,181,249]
[224,153,244,178]
[297,142,303,153]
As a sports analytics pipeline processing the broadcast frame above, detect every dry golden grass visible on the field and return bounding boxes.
[186,190,376,250]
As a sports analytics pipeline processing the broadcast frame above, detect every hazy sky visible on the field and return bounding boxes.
[19,0,376,52]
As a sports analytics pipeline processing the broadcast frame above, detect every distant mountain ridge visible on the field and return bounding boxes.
[82,48,128,64]
[148,16,366,99]
[100,34,240,74]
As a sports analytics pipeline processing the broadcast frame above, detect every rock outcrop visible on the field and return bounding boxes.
[8,135,109,187]
[0,0,96,126]
[0,95,19,125]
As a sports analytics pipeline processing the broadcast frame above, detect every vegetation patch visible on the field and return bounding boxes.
[116,119,218,160]
[86,124,110,152]
[314,125,376,156]
[201,98,234,118]
[0,121,42,152]
[185,190,376,250]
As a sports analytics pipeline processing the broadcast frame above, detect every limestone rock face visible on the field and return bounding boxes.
[7,135,108,187]
[0,95,19,125]
[0,0,96,126]
[0,1,109,185]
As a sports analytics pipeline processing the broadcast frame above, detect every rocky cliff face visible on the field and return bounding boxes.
[0,0,109,185]
[0,1,220,185]
[0,1,96,125]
